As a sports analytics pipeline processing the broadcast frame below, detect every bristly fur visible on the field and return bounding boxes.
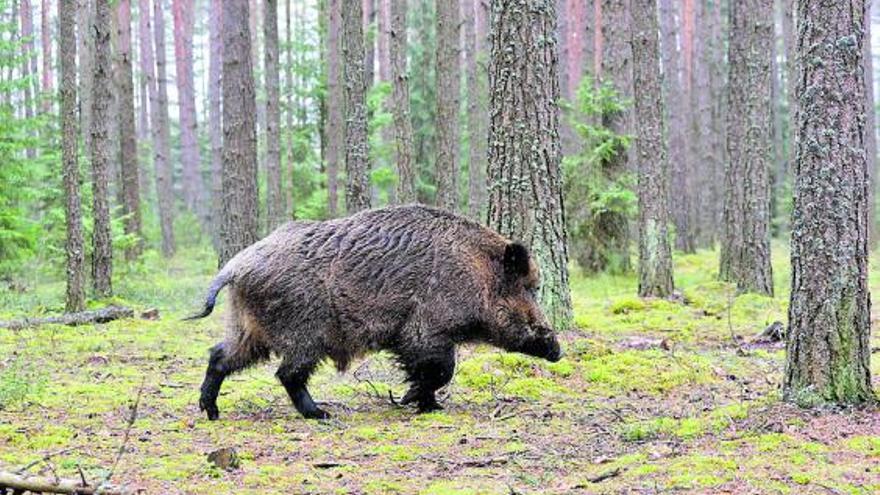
[191,204,561,420]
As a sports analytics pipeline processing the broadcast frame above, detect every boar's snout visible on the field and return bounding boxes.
[527,327,562,362]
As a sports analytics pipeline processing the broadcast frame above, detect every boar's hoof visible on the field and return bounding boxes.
[416,400,443,414]
[300,407,331,420]
[400,389,442,413]
[199,399,220,421]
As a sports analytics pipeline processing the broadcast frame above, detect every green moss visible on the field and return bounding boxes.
[790,472,812,485]
[846,435,880,457]
[610,297,647,315]
[582,349,711,395]
[665,454,737,489]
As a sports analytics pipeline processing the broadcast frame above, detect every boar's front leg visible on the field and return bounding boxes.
[276,356,329,420]
[399,345,455,413]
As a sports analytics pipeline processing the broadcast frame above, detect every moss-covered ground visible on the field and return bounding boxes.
[0,245,878,494]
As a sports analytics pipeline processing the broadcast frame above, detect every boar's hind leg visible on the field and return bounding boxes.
[276,357,329,420]
[399,346,455,413]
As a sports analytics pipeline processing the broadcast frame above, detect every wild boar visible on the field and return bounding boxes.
[186,204,562,420]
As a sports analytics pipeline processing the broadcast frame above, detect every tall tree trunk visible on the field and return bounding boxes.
[115,0,143,260]
[389,0,416,203]
[487,0,572,329]
[325,0,342,216]
[719,0,773,295]
[90,0,114,297]
[285,0,293,217]
[784,0,874,405]
[597,0,632,271]
[864,3,877,249]
[78,0,95,150]
[464,0,486,220]
[631,0,673,298]
[20,0,36,158]
[264,0,283,229]
[341,0,371,213]
[208,0,223,242]
[137,0,150,140]
[59,0,85,312]
[148,0,175,256]
[363,0,375,87]
[172,0,206,225]
[219,0,259,266]
[434,0,461,212]
[40,0,52,112]
[659,0,692,253]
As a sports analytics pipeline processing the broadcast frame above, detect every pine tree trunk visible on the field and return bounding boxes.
[59,0,86,312]
[146,0,175,257]
[597,0,632,271]
[78,0,94,150]
[631,0,673,298]
[20,0,36,158]
[720,0,773,296]
[285,0,293,217]
[487,0,572,330]
[389,0,416,204]
[363,0,375,87]
[115,0,143,260]
[90,0,114,297]
[137,0,150,140]
[325,0,342,216]
[464,0,487,220]
[658,0,692,253]
[219,0,259,266]
[784,0,874,405]
[40,0,52,112]
[208,0,223,242]
[172,0,206,225]
[864,6,877,249]
[434,0,461,212]
[264,0,283,230]
[341,0,371,213]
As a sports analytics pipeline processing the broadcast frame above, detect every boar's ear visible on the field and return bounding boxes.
[503,242,531,278]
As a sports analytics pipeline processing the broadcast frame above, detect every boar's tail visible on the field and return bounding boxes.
[182,271,233,321]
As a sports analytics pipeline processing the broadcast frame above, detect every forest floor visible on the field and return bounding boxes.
[0,245,878,494]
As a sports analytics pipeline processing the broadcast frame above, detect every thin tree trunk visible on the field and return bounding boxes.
[264,0,283,229]
[389,0,415,204]
[864,3,877,249]
[115,0,143,260]
[435,0,461,212]
[20,0,36,158]
[137,0,150,140]
[341,0,371,213]
[464,0,486,220]
[208,0,223,241]
[60,0,86,312]
[363,0,375,87]
[219,0,259,266]
[149,0,175,257]
[285,0,293,217]
[78,0,95,150]
[784,0,874,405]
[90,0,114,297]
[487,0,572,330]
[325,0,342,216]
[172,0,206,225]
[40,0,52,113]
[720,0,773,295]
[631,0,673,298]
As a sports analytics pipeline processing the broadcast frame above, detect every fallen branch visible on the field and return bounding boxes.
[580,467,622,485]
[0,470,128,494]
[103,377,146,486]
[0,306,134,330]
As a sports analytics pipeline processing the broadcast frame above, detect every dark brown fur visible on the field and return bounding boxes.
[190,205,561,419]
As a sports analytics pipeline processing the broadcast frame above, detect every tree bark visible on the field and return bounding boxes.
[40,0,52,112]
[435,0,461,212]
[597,0,632,271]
[219,0,259,266]
[90,0,114,297]
[78,0,95,150]
[341,0,371,213]
[864,3,877,249]
[389,0,416,204]
[784,0,874,405]
[60,0,86,312]
[148,0,175,257]
[172,0,206,225]
[20,0,36,158]
[209,0,223,241]
[464,0,487,220]
[264,0,283,229]
[115,0,144,260]
[631,0,673,298]
[719,0,773,296]
[363,0,375,87]
[325,0,342,216]
[487,0,572,330]
[137,0,150,140]
[659,0,692,253]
